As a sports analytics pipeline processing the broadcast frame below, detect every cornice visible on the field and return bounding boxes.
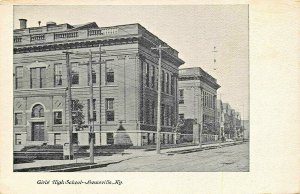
[14,37,139,54]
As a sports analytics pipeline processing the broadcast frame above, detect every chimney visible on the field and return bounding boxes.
[19,19,27,29]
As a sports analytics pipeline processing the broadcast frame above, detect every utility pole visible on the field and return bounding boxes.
[88,49,95,163]
[63,50,74,160]
[212,46,218,71]
[199,87,203,148]
[151,45,169,154]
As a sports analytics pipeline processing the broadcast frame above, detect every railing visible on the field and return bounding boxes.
[88,29,103,36]
[14,37,22,43]
[102,28,118,35]
[54,32,78,40]
[30,34,45,41]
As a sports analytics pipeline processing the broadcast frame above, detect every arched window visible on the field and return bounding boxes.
[32,104,44,118]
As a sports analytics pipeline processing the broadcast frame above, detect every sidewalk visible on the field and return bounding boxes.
[14,141,244,171]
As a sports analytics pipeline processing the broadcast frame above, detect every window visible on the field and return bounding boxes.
[30,67,46,88]
[151,101,155,124]
[71,62,79,85]
[145,62,149,87]
[106,64,114,84]
[92,69,96,84]
[161,70,165,92]
[15,67,23,89]
[54,111,62,124]
[179,114,184,120]
[166,105,170,126]
[171,74,175,95]
[151,66,155,89]
[170,106,174,126]
[145,100,151,124]
[15,134,22,145]
[54,63,62,86]
[166,73,169,94]
[88,64,96,85]
[161,104,165,126]
[32,104,44,118]
[179,89,184,104]
[87,99,97,121]
[15,113,22,125]
[54,133,61,145]
[107,132,114,144]
[106,98,114,121]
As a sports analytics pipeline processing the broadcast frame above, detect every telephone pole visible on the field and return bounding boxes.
[63,50,74,160]
[88,49,95,163]
[212,46,217,71]
[151,45,169,154]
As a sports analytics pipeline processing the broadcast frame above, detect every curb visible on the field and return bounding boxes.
[166,141,244,155]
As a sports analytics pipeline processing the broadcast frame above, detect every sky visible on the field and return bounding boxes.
[14,5,249,120]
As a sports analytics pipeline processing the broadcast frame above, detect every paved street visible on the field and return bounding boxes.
[82,142,249,172]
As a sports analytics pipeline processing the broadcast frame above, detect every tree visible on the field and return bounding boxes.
[71,99,86,131]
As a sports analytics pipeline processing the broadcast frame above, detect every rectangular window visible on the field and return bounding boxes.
[87,99,97,121]
[54,63,62,86]
[171,74,175,95]
[145,62,149,87]
[145,100,150,124]
[14,113,22,125]
[151,66,155,89]
[106,98,114,121]
[92,69,96,84]
[30,67,46,88]
[151,101,155,124]
[161,70,165,92]
[166,105,170,126]
[170,106,174,126]
[15,67,23,89]
[106,71,114,83]
[107,132,114,144]
[54,133,61,145]
[161,104,165,126]
[15,134,22,145]
[166,73,170,94]
[179,89,184,104]
[71,62,79,85]
[54,111,62,124]
[179,113,184,120]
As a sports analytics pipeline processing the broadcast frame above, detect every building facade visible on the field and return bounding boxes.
[217,99,225,139]
[178,67,220,143]
[13,20,184,150]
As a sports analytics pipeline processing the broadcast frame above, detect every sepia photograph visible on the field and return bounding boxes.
[12,5,249,172]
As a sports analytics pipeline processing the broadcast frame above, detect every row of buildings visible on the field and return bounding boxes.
[13,19,244,150]
[177,68,243,144]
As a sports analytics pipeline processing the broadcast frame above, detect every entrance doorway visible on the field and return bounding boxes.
[31,122,45,141]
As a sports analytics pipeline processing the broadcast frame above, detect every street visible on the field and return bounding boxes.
[82,142,249,172]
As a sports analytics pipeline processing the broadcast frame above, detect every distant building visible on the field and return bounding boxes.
[217,100,225,138]
[13,19,184,150]
[178,67,220,143]
[235,112,242,138]
[242,120,249,139]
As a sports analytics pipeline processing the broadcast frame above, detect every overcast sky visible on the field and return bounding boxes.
[14,5,249,119]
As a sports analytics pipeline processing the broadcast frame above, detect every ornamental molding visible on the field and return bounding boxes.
[26,61,50,70]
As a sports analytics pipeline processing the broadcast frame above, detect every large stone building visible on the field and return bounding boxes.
[178,67,220,143]
[13,19,184,150]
